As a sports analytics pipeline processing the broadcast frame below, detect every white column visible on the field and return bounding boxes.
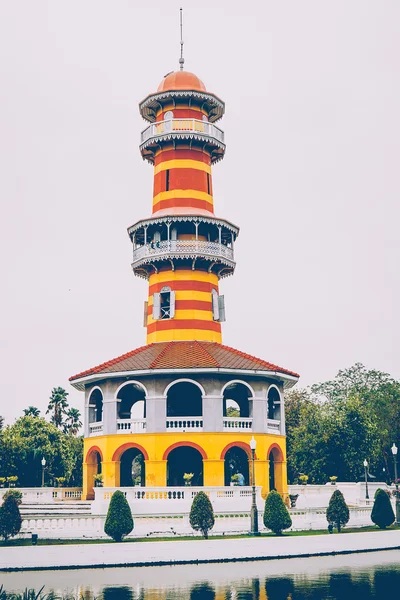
[202,395,223,432]
[146,396,166,432]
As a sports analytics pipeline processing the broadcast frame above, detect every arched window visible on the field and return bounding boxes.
[166,381,203,417]
[88,389,103,423]
[222,382,253,418]
[117,383,146,420]
[164,110,174,120]
[153,286,175,320]
[267,387,281,421]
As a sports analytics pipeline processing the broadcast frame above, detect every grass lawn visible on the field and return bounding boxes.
[1,525,399,547]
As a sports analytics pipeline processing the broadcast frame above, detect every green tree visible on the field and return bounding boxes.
[371,488,395,529]
[312,363,400,481]
[0,490,22,541]
[104,490,134,542]
[23,406,40,417]
[0,417,77,487]
[63,408,82,435]
[263,490,292,535]
[189,491,215,539]
[46,387,69,429]
[326,490,349,532]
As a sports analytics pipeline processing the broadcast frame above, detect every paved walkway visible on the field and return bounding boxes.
[1,530,400,571]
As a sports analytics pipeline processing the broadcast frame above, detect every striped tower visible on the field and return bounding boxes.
[129,70,238,344]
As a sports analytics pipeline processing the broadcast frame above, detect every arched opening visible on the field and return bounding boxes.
[223,382,253,418]
[224,446,249,486]
[86,448,102,500]
[268,446,284,494]
[267,386,281,421]
[166,381,203,417]
[269,451,275,491]
[89,389,103,423]
[117,383,146,420]
[167,446,204,486]
[120,448,145,487]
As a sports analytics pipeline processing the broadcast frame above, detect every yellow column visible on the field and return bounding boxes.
[255,459,269,499]
[145,459,167,487]
[102,460,119,487]
[83,462,91,500]
[203,459,225,486]
[275,459,288,500]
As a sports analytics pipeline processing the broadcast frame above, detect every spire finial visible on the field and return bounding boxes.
[179,8,184,71]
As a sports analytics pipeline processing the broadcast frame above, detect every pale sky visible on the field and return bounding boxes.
[1,1,399,424]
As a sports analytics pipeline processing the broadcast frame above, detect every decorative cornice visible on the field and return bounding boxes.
[127,215,239,238]
[139,90,225,123]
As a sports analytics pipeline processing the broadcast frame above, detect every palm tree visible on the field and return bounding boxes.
[23,406,41,417]
[63,407,82,435]
[46,387,69,428]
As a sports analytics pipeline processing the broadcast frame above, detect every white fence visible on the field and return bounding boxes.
[92,486,263,516]
[0,487,83,503]
[289,482,393,509]
[141,119,224,144]
[17,506,377,540]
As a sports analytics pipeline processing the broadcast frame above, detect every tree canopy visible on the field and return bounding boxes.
[0,416,83,486]
[286,363,400,484]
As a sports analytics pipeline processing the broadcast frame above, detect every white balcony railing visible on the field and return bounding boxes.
[89,422,103,436]
[132,240,234,265]
[141,119,224,145]
[92,486,264,516]
[166,417,203,431]
[223,417,253,431]
[267,418,281,434]
[117,418,147,433]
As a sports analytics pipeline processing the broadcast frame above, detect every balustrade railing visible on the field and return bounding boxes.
[166,417,203,431]
[117,418,147,433]
[141,119,224,145]
[132,240,234,264]
[223,417,253,430]
[267,418,281,433]
[93,486,263,516]
[89,422,103,436]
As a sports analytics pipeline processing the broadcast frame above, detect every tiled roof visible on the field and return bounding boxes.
[69,341,299,382]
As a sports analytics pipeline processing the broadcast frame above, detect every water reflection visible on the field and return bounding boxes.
[1,551,400,599]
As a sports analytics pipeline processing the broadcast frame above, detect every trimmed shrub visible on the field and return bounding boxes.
[263,490,292,535]
[371,488,395,529]
[326,489,349,532]
[189,491,215,539]
[0,490,22,541]
[104,490,134,542]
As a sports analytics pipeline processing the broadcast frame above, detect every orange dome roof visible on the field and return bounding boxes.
[157,71,207,93]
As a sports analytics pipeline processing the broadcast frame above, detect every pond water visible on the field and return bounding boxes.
[1,550,399,598]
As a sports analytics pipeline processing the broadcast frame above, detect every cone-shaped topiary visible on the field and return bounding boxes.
[104,490,134,542]
[326,489,349,532]
[0,490,22,542]
[189,491,215,539]
[371,488,395,529]
[263,490,292,535]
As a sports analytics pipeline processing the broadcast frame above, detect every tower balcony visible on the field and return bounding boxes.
[131,239,235,279]
[140,119,226,164]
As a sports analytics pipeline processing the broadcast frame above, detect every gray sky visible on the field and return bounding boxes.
[1,1,399,424]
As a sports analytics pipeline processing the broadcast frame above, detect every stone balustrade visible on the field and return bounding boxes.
[92,486,264,516]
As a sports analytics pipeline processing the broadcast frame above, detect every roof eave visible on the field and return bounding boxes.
[69,368,299,392]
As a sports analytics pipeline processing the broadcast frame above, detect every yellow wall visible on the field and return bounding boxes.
[84,432,287,501]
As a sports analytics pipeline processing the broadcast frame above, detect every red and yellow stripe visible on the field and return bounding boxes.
[152,149,214,214]
[147,270,222,344]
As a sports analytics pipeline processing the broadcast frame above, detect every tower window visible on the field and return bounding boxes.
[207,173,211,195]
[212,289,226,322]
[166,169,170,191]
[152,287,175,320]
[164,111,173,120]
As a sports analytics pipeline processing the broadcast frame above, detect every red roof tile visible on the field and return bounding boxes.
[69,342,299,382]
